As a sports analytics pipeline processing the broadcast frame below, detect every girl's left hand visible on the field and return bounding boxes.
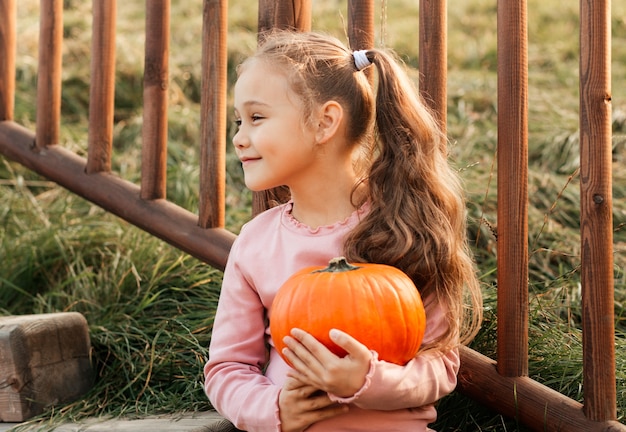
[282,328,372,399]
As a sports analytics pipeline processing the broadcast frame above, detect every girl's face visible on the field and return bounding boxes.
[232,59,320,192]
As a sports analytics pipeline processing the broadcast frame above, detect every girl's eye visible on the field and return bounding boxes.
[233,114,263,128]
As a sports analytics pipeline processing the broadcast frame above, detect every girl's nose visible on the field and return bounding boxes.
[232,129,249,149]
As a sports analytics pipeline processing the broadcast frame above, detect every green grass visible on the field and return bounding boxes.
[1,0,626,430]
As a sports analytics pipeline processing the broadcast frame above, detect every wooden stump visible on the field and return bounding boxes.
[0,312,94,422]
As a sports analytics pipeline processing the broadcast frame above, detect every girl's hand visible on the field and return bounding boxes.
[282,328,372,398]
[278,376,348,432]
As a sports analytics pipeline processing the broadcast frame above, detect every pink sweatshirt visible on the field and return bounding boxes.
[204,202,459,432]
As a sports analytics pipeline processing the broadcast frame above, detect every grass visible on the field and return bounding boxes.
[1,0,626,430]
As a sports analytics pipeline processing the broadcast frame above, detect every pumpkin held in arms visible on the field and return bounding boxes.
[270,256,426,366]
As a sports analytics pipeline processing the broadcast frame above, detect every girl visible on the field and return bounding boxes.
[204,30,483,432]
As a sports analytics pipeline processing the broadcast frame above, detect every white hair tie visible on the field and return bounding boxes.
[353,50,371,71]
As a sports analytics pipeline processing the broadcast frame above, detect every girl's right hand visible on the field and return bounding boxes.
[278,376,348,432]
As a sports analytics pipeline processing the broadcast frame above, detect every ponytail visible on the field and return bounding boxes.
[343,48,482,350]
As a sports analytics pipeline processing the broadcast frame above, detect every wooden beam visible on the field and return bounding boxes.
[579,0,616,422]
[0,121,235,271]
[458,347,626,432]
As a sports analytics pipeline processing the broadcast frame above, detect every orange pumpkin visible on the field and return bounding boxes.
[270,256,426,366]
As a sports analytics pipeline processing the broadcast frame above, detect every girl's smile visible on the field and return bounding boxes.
[239,156,261,166]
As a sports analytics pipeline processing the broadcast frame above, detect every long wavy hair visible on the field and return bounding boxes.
[245,30,482,352]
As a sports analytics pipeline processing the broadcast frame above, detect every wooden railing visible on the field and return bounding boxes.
[0,1,623,430]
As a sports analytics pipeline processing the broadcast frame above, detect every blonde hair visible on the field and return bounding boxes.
[245,30,482,352]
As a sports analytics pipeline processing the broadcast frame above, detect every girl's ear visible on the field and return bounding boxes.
[315,101,344,145]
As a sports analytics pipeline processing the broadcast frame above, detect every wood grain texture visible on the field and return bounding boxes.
[0,313,93,422]
[0,0,16,121]
[198,0,228,229]
[458,347,626,431]
[35,0,63,149]
[258,0,311,36]
[141,0,170,200]
[579,0,616,422]
[347,0,374,50]
[496,0,529,378]
[419,0,447,131]
[87,0,117,174]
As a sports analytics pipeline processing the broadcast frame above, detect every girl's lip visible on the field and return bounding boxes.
[240,157,261,165]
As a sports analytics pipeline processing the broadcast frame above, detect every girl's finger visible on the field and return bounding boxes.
[329,329,370,360]
[286,329,332,363]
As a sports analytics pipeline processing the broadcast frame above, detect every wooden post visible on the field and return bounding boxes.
[347,0,374,51]
[198,0,228,229]
[419,0,447,132]
[87,0,117,174]
[496,0,529,378]
[0,0,16,121]
[35,0,63,149]
[141,0,170,200]
[579,0,616,422]
[258,0,311,36]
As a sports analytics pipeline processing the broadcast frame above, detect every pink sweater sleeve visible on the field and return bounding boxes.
[328,300,460,410]
[203,239,281,432]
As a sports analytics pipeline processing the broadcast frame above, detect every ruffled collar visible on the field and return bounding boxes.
[281,200,370,235]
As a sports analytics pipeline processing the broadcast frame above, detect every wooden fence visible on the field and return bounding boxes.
[0,0,623,430]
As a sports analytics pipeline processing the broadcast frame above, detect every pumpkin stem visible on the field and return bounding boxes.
[315,256,362,273]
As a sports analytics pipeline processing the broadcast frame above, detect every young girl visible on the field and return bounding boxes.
[204,30,483,432]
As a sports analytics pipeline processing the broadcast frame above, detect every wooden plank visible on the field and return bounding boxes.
[579,0,617,422]
[198,0,228,229]
[496,0,529,378]
[0,313,93,422]
[0,0,16,121]
[0,121,236,271]
[141,0,170,200]
[35,0,63,149]
[458,347,626,431]
[87,0,117,174]
[419,0,447,131]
